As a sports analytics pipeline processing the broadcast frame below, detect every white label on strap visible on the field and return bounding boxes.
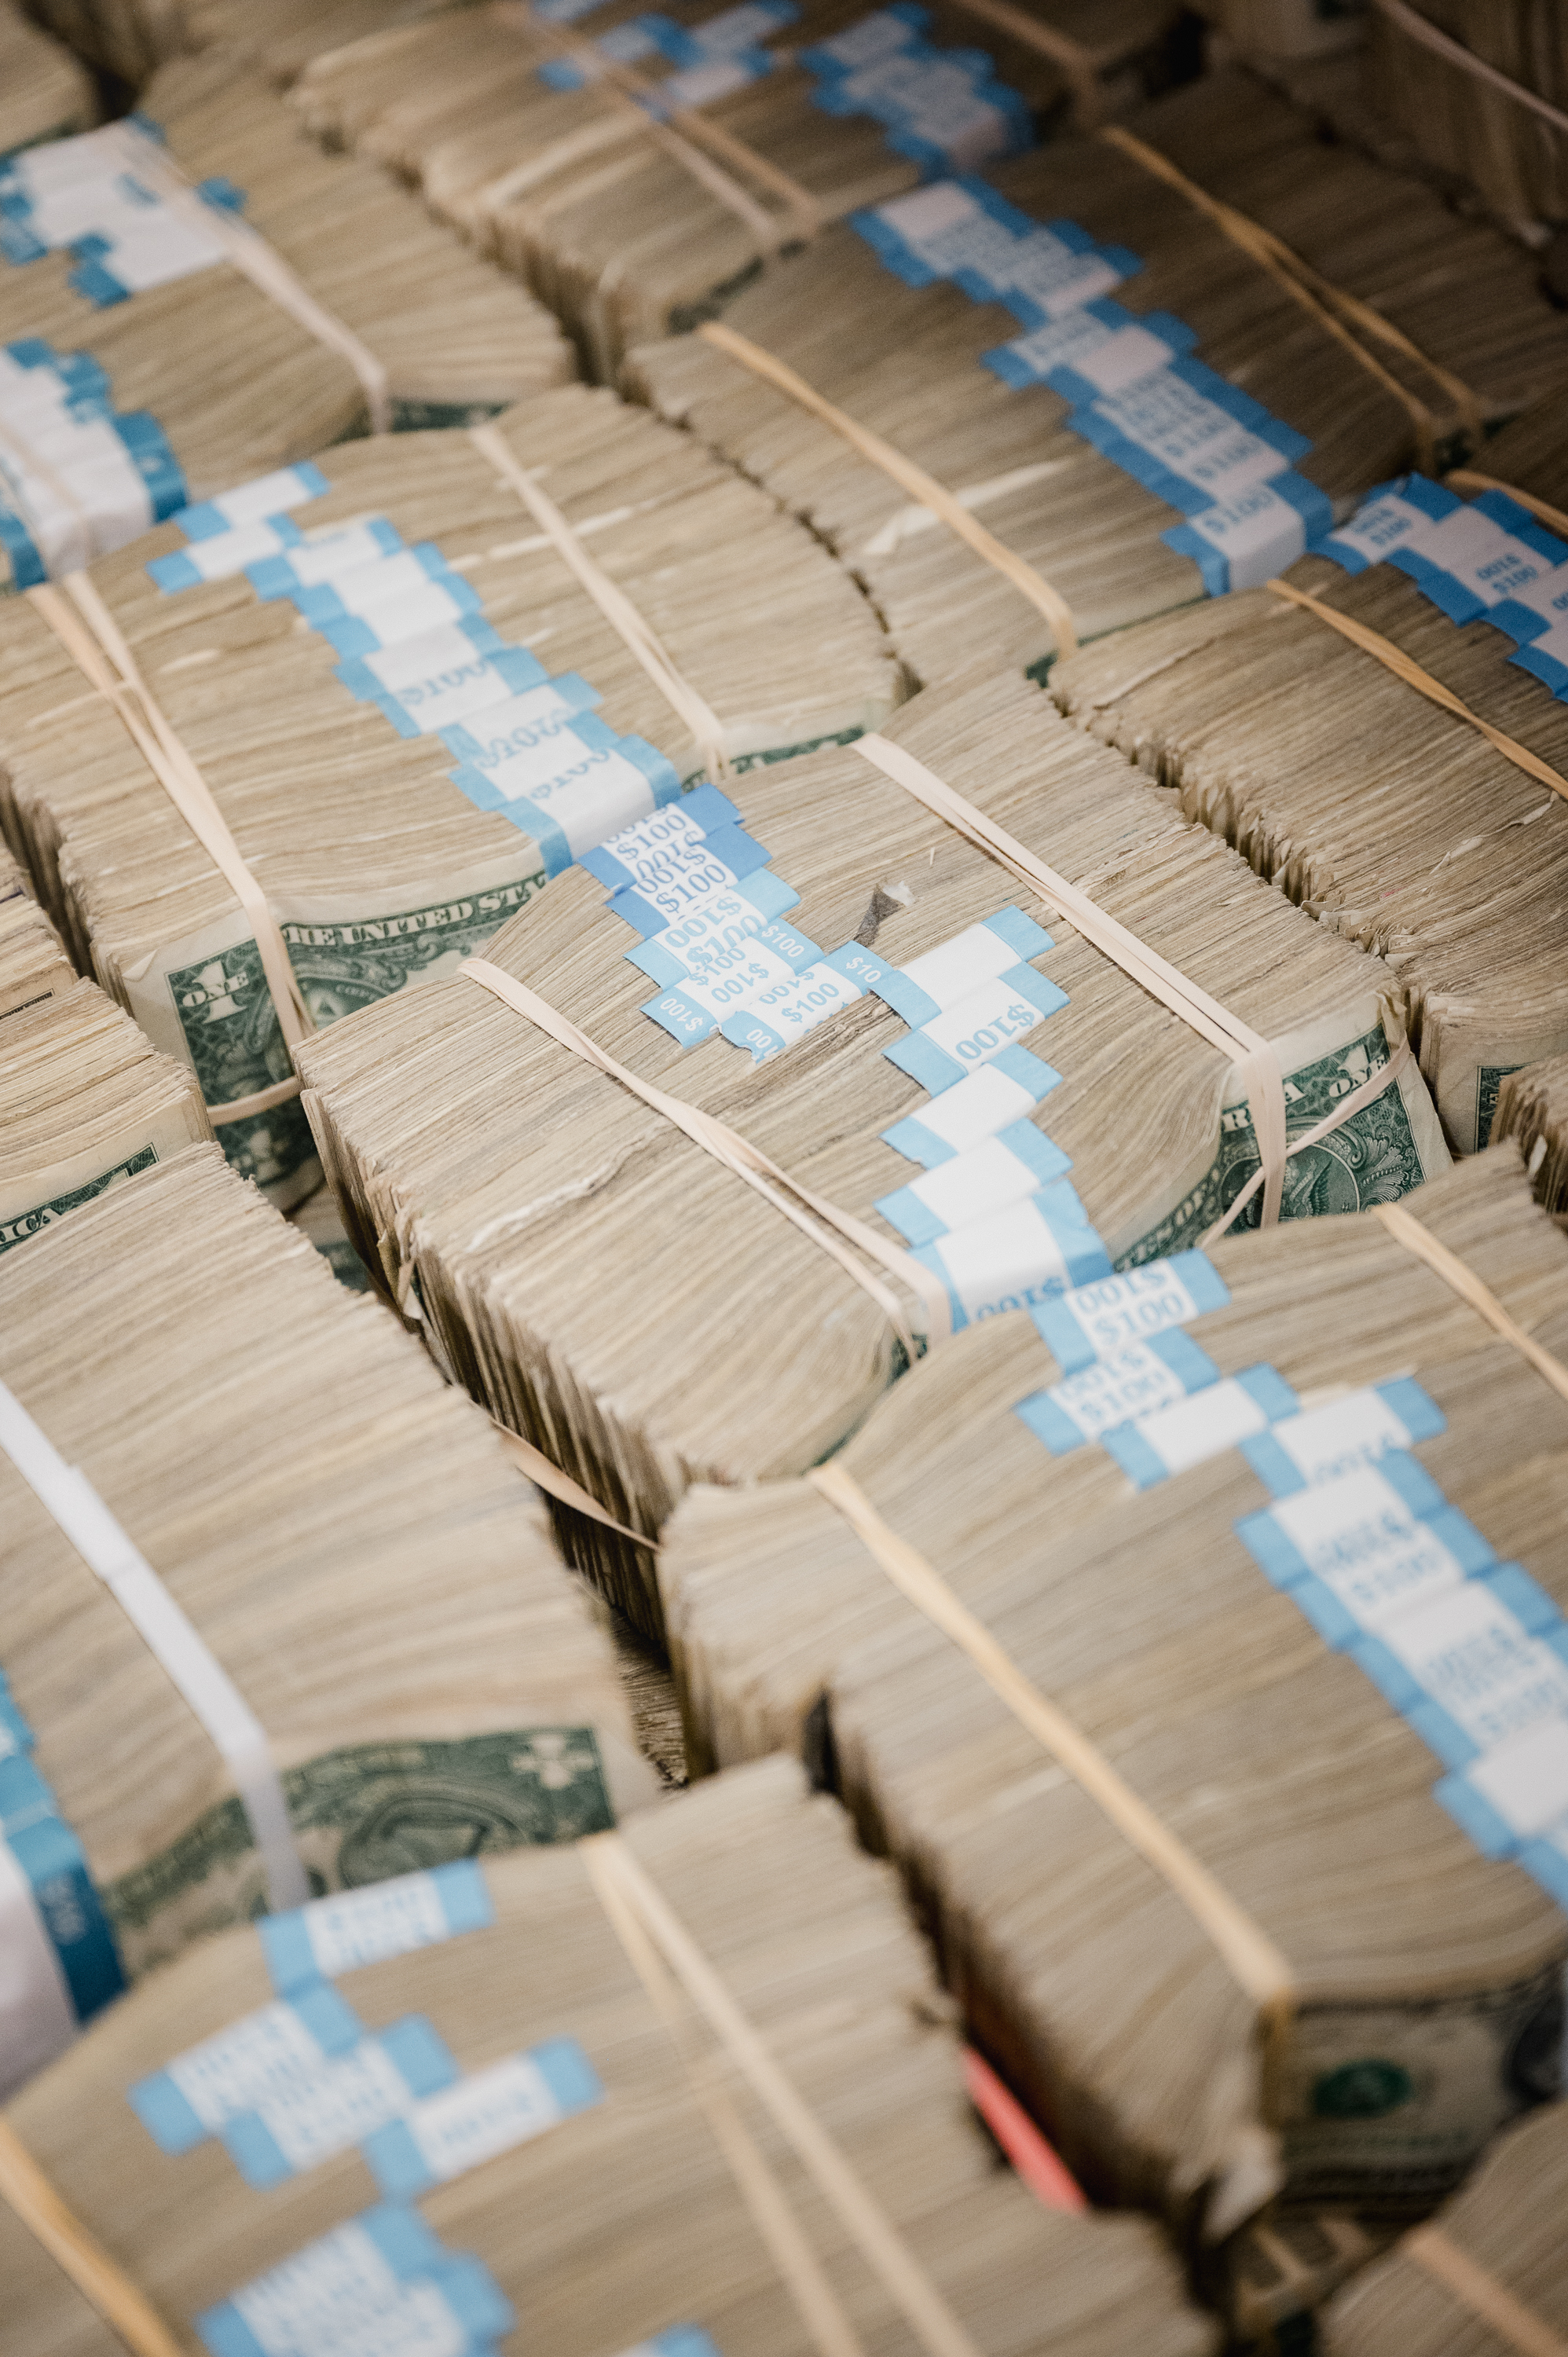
[662,938,804,1022]
[1094,373,1289,504]
[1328,488,1439,569]
[896,1058,1041,1157]
[1182,480,1307,591]
[280,523,401,588]
[920,973,1049,1069]
[1380,1589,1568,1754]
[291,1877,452,1981]
[201,466,324,530]
[1263,1391,1418,1488]
[174,519,299,581]
[1269,1471,1466,1628]
[395,2053,567,2185]
[1418,506,1552,606]
[0,1378,305,1911]
[1053,1263,1207,1359]
[529,756,661,858]
[899,919,1035,1013]
[899,1134,1048,1231]
[229,2227,465,2357]
[1045,1342,1196,1445]
[167,2002,334,2132]
[1465,1719,1568,1840]
[1123,1377,1273,1478]
[249,2042,424,2176]
[930,1197,1069,1318]
[0,1839,76,2101]
[742,961,862,1046]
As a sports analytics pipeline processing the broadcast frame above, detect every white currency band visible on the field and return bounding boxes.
[0,1377,307,1912]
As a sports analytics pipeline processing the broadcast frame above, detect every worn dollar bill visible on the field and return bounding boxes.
[1114,1006,1452,1270]
[104,1727,614,1980]
[0,1090,210,1255]
[121,854,550,1207]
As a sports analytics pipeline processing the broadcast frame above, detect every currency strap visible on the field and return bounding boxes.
[24,573,312,1124]
[694,322,1080,660]
[0,2124,182,2357]
[460,955,951,1354]
[581,1830,987,2357]
[506,2,819,250]
[1376,1200,1568,1409]
[1101,125,1483,470]
[0,1375,307,1915]
[1403,2225,1568,2357]
[106,121,391,433]
[807,1461,1296,2032]
[1446,470,1568,541]
[1268,577,1568,809]
[1371,0,1568,142]
[471,421,731,783]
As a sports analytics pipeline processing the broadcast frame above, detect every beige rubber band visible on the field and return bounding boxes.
[0,2123,182,2357]
[852,732,1291,1225]
[111,123,392,434]
[1376,1200,1568,1408]
[25,578,312,1118]
[491,1420,658,1550]
[942,0,1101,122]
[1203,1040,1415,1245]
[582,1840,870,2357]
[1404,2226,1568,2357]
[808,1461,1296,2026]
[1446,471,1568,541]
[471,421,731,782]
[1101,125,1483,466]
[1269,577,1568,808]
[1370,0,1568,139]
[582,1830,987,2357]
[696,321,1079,660]
[460,955,950,1354]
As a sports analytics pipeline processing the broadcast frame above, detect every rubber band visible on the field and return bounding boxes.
[1101,125,1484,467]
[851,732,1291,1224]
[0,1375,306,1915]
[1268,576,1568,808]
[1445,470,1568,541]
[942,0,1101,124]
[1376,1200,1568,1408]
[0,2124,183,2357]
[1403,2225,1568,2357]
[490,1420,659,1550]
[108,123,392,434]
[1370,0,1568,140]
[460,955,951,1354]
[24,576,312,1120]
[471,421,732,782]
[581,1839,870,2357]
[581,1830,988,2357]
[806,1460,1296,2028]
[695,321,1080,660]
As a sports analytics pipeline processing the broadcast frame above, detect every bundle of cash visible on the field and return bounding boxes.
[1494,1057,1568,1220]
[1,1754,1215,2357]
[0,393,896,1208]
[0,970,211,1258]
[295,668,1448,1641]
[1367,0,1568,234]
[0,53,571,585]
[0,845,73,1016]
[1052,394,1568,1159]
[625,63,1568,687]
[658,1146,1568,2233]
[285,0,1184,382]
[26,0,460,86]
[1323,2100,1568,2354]
[0,2,96,160]
[0,1140,655,2100]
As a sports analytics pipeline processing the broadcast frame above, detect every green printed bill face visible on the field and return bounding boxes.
[1116,1012,1453,1270]
[124,857,549,1205]
[105,1727,614,1980]
[0,1094,212,1258]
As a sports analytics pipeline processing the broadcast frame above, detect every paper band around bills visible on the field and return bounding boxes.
[851,731,1293,1226]
[0,1376,307,1914]
[25,577,313,1121]
[1402,2225,1568,2357]
[694,322,1080,659]
[1101,126,1484,467]
[107,122,392,434]
[806,1461,1297,2028]
[1370,0,1568,139]
[459,956,951,1354]
[0,2124,183,2357]
[471,422,732,783]
[1376,1201,1568,1409]
[1445,471,1568,541]
[1269,577,1568,808]
[581,1831,987,2357]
